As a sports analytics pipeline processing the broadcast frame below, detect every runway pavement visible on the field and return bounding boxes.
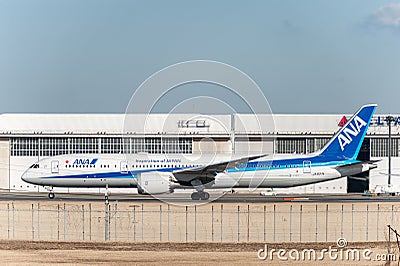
[2,191,400,203]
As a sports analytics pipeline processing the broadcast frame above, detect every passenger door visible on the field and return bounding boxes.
[51,160,59,174]
[303,160,311,174]
[120,160,128,174]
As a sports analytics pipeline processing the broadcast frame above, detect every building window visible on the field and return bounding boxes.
[275,138,330,154]
[10,138,38,156]
[371,138,399,157]
[276,138,306,154]
[10,136,193,156]
[70,138,97,154]
[131,138,144,153]
[145,137,161,154]
[101,138,122,154]
[40,138,69,156]
[314,138,330,152]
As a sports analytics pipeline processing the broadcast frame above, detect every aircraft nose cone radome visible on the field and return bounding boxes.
[21,171,32,184]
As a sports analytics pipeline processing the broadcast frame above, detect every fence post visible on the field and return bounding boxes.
[12,203,14,239]
[185,206,188,242]
[141,203,144,241]
[220,204,223,242]
[168,204,170,241]
[37,203,40,240]
[366,204,369,241]
[82,204,85,241]
[63,203,66,240]
[134,205,137,241]
[377,204,380,241]
[263,205,266,242]
[290,205,292,242]
[273,204,276,242]
[105,202,110,241]
[237,205,240,242]
[299,205,302,242]
[315,205,318,242]
[341,204,344,238]
[211,205,214,242]
[160,205,162,241]
[57,204,60,241]
[351,204,354,241]
[31,203,34,240]
[89,203,92,241]
[7,203,9,239]
[247,205,250,242]
[325,204,328,242]
[194,205,197,242]
[114,203,118,241]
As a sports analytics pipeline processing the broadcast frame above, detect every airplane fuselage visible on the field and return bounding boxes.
[22,153,348,189]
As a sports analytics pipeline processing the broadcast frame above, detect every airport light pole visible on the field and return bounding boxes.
[386,116,395,185]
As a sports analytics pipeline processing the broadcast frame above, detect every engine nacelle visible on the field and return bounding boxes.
[137,171,174,195]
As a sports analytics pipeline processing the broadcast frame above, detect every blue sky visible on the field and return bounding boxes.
[1,1,400,114]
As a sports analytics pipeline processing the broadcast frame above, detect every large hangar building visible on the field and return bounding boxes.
[0,112,399,194]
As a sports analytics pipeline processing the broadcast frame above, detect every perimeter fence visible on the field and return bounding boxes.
[0,201,399,243]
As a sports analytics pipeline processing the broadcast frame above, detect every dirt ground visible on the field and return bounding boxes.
[0,240,396,265]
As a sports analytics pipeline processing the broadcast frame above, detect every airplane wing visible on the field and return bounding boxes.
[172,153,268,185]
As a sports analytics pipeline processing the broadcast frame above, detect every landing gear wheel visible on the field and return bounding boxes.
[191,192,201,200]
[191,192,210,200]
[48,192,55,199]
[200,192,210,200]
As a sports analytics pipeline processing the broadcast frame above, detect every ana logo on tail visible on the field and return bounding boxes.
[337,116,367,151]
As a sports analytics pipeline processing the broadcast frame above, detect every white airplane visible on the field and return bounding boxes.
[22,104,377,200]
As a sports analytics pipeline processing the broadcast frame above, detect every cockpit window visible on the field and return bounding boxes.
[29,164,39,169]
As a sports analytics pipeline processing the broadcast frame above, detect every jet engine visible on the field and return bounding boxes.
[137,171,175,195]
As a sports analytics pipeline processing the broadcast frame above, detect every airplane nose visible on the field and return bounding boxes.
[21,170,33,184]
[21,171,28,182]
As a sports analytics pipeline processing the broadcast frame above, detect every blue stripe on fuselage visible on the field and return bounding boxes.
[40,167,182,180]
[41,156,353,180]
[227,155,357,173]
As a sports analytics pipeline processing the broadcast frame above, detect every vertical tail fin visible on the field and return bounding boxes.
[318,104,377,160]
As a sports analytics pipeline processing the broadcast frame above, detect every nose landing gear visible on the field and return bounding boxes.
[46,186,55,199]
[104,184,110,203]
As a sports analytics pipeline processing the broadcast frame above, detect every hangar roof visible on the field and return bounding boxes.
[0,113,398,135]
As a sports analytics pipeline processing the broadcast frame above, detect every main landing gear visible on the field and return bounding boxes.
[191,191,210,200]
[190,179,210,200]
